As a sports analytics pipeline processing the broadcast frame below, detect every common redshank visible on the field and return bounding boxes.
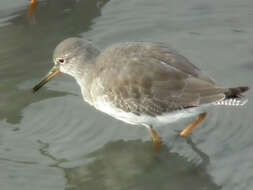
[33,38,249,146]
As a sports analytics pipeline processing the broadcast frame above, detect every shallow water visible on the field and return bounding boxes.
[0,0,252,189]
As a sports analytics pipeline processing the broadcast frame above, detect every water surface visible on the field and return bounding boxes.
[0,0,252,189]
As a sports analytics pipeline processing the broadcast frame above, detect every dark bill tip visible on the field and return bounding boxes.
[33,68,61,93]
[33,78,50,92]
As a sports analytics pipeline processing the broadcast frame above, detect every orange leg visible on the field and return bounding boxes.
[180,113,207,137]
[28,0,38,19]
[30,0,37,5]
[144,125,163,148]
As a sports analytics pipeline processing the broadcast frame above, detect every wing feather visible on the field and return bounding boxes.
[92,42,225,116]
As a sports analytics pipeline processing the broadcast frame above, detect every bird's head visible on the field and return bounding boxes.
[33,37,99,92]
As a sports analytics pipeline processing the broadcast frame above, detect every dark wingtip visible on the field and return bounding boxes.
[239,86,250,92]
[226,86,250,99]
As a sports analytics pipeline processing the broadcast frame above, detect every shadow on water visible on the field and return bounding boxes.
[40,139,220,190]
[0,0,109,124]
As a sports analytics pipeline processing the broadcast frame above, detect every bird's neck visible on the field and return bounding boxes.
[72,61,97,103]
[66,46,100,102]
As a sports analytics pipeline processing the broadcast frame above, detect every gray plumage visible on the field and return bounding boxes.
[44,37,248,118]
[33,37,249,139]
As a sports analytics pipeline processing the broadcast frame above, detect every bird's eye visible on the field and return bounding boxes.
[57,58,65,64]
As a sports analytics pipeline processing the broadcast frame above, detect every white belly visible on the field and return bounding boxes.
[93,99,202,127]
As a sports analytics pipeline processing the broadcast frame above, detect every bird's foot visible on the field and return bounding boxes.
[150,127,163,150]
[144,124,163,151]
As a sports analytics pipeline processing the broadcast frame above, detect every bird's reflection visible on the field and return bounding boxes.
[41,140,220,190]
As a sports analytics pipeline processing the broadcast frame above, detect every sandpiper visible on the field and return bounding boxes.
[33,38,249,146]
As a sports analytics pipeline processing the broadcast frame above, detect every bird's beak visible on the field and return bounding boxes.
[33,65,61,92]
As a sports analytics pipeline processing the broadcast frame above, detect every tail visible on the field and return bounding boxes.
[213,86,249,106]
[225,86,249,99]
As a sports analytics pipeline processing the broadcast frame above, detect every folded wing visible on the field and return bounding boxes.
[93,42,226,116]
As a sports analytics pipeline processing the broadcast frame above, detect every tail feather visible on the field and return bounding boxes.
[225,86,249,99]
[213,98,248,106]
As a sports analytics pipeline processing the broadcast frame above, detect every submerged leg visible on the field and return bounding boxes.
[180,112,207,137]
[144,124,162,147]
